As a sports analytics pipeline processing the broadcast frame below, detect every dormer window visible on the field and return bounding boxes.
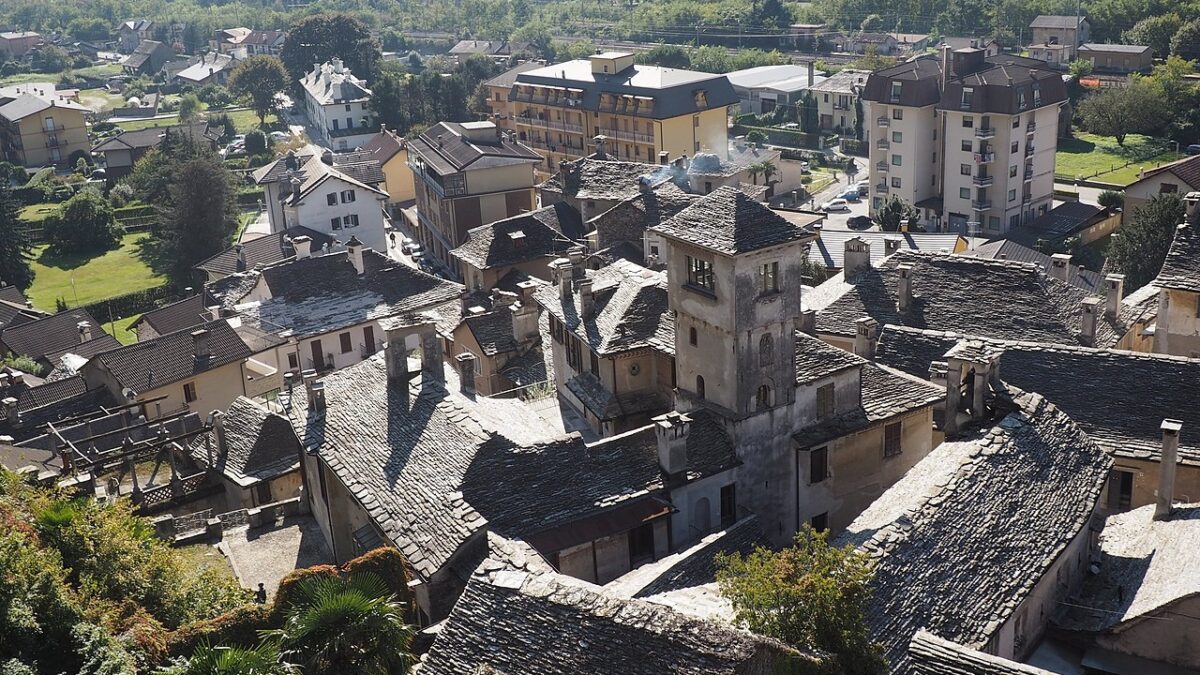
[960,87,974,109]
[694,90,708,107]
[1018,91,1027,110]
[1032,84,1042,106]
[890,81,902,102]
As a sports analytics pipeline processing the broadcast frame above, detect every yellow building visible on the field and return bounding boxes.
[363,126,416,208]
[488,52,739,176]
[0,93,91,168]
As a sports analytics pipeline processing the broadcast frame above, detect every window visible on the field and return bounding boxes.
[759,262,779,294]
[693,115,700,127]
[1010,214,1021,228]
[1008,189,1016,202]
[689,326,698,346]
[1018,91,1027,109]
[686,255,714,292]
[704,181,712,192]
[816,383,835,419]
[891,177,901,188]
[1009,165,1018,178]
[960,163,971,175]
[756,385,772,410]
[932,175,937,186]
[183,382,197,403]
[962,115,973,127]
[1032,85,1041,106]
[873,197,882,209]
[989,216,1001,229]
[344,214,359,227]
[891,131,902,143]
[327,193,337,206]
[287,353,299,370]
[330,217,342,230]
[1107,469,1134,511]
[346,117,353,129]
[960,140,972,152]
[1160,183,1179,194]
[341,190,356,203]
[364,325,375,353]
[1010,141,1018,153]
[959,187,970,199]
[720,483,737,527]
[884,422,902,456]
[345,104,352,111]
[696,375,705,400]
[340,332,352,353]
[590,351,599,376]
[890,154,902,166]
[759,333,774,366]
[890,81,902,101]
[809,447,828,484]
[1012,116,1021,128]
[811,512,828,532]
[932,152,937,163]
[891,108,903,120]
[332,118,339,130]
[823,93,829,102]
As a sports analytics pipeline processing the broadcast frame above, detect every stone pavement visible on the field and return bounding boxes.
[219,514,333,598]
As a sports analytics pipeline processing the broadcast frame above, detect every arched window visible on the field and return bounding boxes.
[756,384,772,410]
[696,375,706,400]
[689,326,698,346]
[759,333,774,366]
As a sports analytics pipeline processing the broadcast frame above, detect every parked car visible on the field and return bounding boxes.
[848,215,873,229]
[1188,144,1200,156]
[855,181,870,196]
[838,189,861,202]
[405,242,425,257]
[269,131,290,141]
[821,198,850,212]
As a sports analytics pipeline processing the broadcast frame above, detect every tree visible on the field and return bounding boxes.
[1068,59,1094,79]
[860,14,883,32]
[1076,81,1168,145]
[1172,20,1200,61]
[158,641,296,675]
[228,56,288,126]
[635,44,691,69]
[845,157,859,178]
[716,526,886,675]
[43,189,120,254]
[244,130,267,155]
[849,46,894,72]
[1098,190,1124,209]
[873,194,920,231]
[31,45,70,73]
[1107,193,1185,291]
[370,71,411,134]
[178,94,202,123]
[1124,14,1182,58]
[164,155,239,279]
[760,160,778,183]
[264,573,415,674]
[279,13,381,96]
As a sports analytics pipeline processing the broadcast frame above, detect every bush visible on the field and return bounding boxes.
[109,183,134,208]
[1099,189,1124,209]
[244,130,268,155]
[271,565,339,620]
[746,130,766,144]
[43,189,121,253]
[92,121,117,133]
[164,604,275,658]
[342,547,414,614]
[1,355,46,376]
[197,84,234,108]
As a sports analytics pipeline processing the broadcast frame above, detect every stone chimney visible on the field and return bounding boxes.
[577,278,594,319]
[1079,296,1102,347]
[843,237,871,278]
[658,151,669,165]
[77,320,92,343]
[309,380,326,412]
[511,302,539,344]
[290,176,302,201]
[1185,191,1200,225]
[593,134,608,160]
[652,411,691,480]
[854,317,879,358]
[332,57,343,74]
[346,235,365,274]
[1104,274,1125,319]
[1155,419,1183,520]
[2,397,17,425]
[456,352,476,395]
[897,264,914,312]
[212,410,227,457]
[321,148,334,165]
[799,309,816,335]
[234,244,247,272]
[555,260,573,299]
[293,235,312,259]
[883,236,901,257]
[637,175,653,193]
[419,325,443,381]
[191,329,210,363]
[384,327,408,385]
[1049,253,1071,282]
[206,305,222,322]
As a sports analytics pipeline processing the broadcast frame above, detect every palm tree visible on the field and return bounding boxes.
[264,573,415,675]
[760,160,778,184]
[158,641,295,675]
[747,162,764,185]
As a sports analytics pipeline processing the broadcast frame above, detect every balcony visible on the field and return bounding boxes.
[974,127,996,139]
[1024,168,1034,181]
[875,183,889,193]
[875,161,889,172]
[605,127,655,144]
[876,139,890,150]
[973,152,995,164]
[877,116,890,127]
[514,115,585,135]
[1025,145,1035,157]
[972,175,994,187]
[971,200,992,211]
[1026,120,1037,132]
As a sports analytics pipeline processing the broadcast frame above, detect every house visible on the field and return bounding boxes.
[1149,203,1200,357]
[448,296,544,396]
[118,20,155,53]
[1001,200,1120,246]
[725,63,825,115]
[935,36,1000,57]
[789,23,829,51]
[123,40,173,76]
[129,294,213,341]
[407,120,541,273]
[807,69,870,133]
[361,126,415,209]
[0,374,116,445]
[1123,154,1200,220]
[0,93,91,167]
[91,122,220,179]
[889,32,930,52]
[0,32,42,58]
[80,319,256,420]
[539,153,691,224]
[239,30,285,56]
[586,182,699,263]
[847,32,898,54]
[806,230,967,275]
[907,631,1056,674]
[210,27,252,53]
[187,396,302,510]
[861,50,1068,233]
[0,309,121,374]
[173,52,237,87]
[447,39,532,62]
[686,144,784,196]
[1028,15,1091,65]
[299,58,373,149]
[209,242,461,376]
[451,202,584,291]
[1077,43,1153,74]
[193,226,334,282]
[251,146,390,253]
[838,388,1111,671]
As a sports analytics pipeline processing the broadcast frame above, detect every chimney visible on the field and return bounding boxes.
[332,57,343,74]
[568,245,585,277]
[206,305,222,322]
[577,278,594,319]
[1156,419,1183,519]
[290,176,302,201]
[940,45,951,91]
[1105,274,1125,319]
[309,380,326,412]
[807,60,815,87]
[511,301,539,344]
[637,175,653,193]
[897,264,914,312]
[321,148,333,165]
[854,317,879,358]
[212,410,227,456]
[346,235,365,274]
[652,411,691,480]
[1185,191,1200,225]
[293,235,312,259]
[384,326,410,384]
[799,309,816,335]
[192,329,211,362]
[593,134,608,160]
[1079,296,1102,347]
[658,151,669,165]
[284,150,298,171]
[2,397,17,425]
[77,320,92,343]
[235,244,247,271]
[1049,253,1071,282]
[843,237,871,278]
[456,352,476,395]
[555,260,573,298]
[883,236,901,257]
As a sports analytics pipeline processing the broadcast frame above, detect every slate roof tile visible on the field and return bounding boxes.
[650,186,816,255]
[1154,223,1200,293]
[908,631,1055,675]
[92,319,251,392]
[1,309,113,362]
[194,226,334,277]
[450,203,583,270]
[539,157,686,202]
[188,396,300,485]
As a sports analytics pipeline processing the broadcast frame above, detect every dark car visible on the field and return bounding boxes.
[848,215,873,229]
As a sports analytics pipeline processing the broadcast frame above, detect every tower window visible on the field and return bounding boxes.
[817,383,835,419]
[686,256,714,292]
[696,375,705,400]
[759,261,779,294]
[689,326,697,346]
[759,333,774,366]
[756,384,772,410]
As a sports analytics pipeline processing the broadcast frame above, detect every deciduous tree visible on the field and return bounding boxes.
[228,55,288,126]
[43,188,120,254]
[1123,14,1182,59]
[279,13,381,96]
[1171,20,1200,61]
[1107,192,1185,291]
[1076,81,1168,145]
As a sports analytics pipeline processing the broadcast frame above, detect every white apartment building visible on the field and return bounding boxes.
[862,48,1067,235]
[300,58,375,150]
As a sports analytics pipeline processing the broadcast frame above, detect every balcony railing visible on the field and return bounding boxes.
[972,175,993,187]
[971,200,992,211]
[514,115,585,135]
[605,127,655,144]
[1026,120,1037,132]
[1025,145,1035,157]
[875,161,889,172]
[877,116,890,127]
[876,139,890,149]
[1024,168,1034,181]
[875,183,889,193]
[974,127,996,139]
[973,152,995,164]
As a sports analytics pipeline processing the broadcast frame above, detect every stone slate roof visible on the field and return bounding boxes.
[1,309,116,363]
[808,231,964,271]
[409,121,540,174]
[539,157,686,202]
[533,259,674,357]
[794,330,865,385]
[1056,503,1200,635]
[91,319,251,392]
[1154,223,1200,293]
[421,570,821,675]
[565,372,669,421]
[0,376,115,443]
[462,308,517,356]
[498,345,547,386]
[1003,201,1108,247]
[809,251,1121,347]
[226,249,463,340]
[839,391,1111,674]
[966,239,1101,293]
[0,285,25,305]
[628,516,764,608]
[450,203,584,271]
[794,361,943,449]
[188,396,300,486]
[876,325,1200,465]
[908,631,1055,675]
[650,186,816,255]
[194,227,334,277]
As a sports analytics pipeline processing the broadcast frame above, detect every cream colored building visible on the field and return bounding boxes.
[1123,154,1200,223]
[363,127,415,208]
[0,93,91,168]
[862,49,1067,235]
[488,52,739,176]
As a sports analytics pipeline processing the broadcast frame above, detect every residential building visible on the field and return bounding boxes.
[725,63,824,115]
[210,27,252,53]
[962,238,1102,292]
[299,58,374,150]
[846,32,898,54]
[123,40,173,76]
[407,120,541,273]
[0,32,41,58]
[1123,154,1200,220]
[252,146,390,253]
[0,93,91,167]
[539,153,690,224]
[118,20,155,53]
[935,36,1001,57]
[482,61,543,127]
[889,32,930,53]
[0,309,120,374]
[448,297,544,396]
[451,202,584,290]
[1077,43,1153,73]
[585,177,699,262]
[239,30,286,56]
[809,69,869,133]
[0,285,46,331]
[789,23,829,50]
[447,39,532,62]
[1001,200,1120,246]
[91,122,220,179]
[1150,204,1200,357]
[490,52,739,174]
[173,52,237,87]
[361,126,415,209]
[862,50,1068,234]
[129,294,213,341]
[193,226,334,282]
[1028,15,1091,64]
[187,396,302,510]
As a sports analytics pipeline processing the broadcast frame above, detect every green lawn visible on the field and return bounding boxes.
[103,313,141,345]
[19,203,58,224]
[0,63,122,88]
[116,108,278,134]
[1055,132,1183,186]
[77,87,126,113]
[26,232,165,312]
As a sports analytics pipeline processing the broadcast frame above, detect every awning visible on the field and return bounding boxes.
[526,496,673,554]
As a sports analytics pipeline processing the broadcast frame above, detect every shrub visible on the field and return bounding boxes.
[746,130,766,144]
[43,189,120,254]
[1099,189,1124,209]
[342,547,414,613]
[1,355,46,377]
[109,183,134,208]
[164,604,276,658]
[244,130,268,155]
[271,565,339,620]
[197,84,234,108]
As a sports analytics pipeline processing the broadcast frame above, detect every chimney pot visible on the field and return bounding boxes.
[883,236,901,256]
[191,329,211,361]
[556,260,573,298]
[77,320,93,343]
[309,380,326,411]
[652,411,691,479]
[843,236,871,278]
[456,352,476,394]
[346,235,364,274]
[1105,273,1125,319]
[1079,296,1102,347]
[1184,192,1200,225]
[511,302,539,344]
[293,235,312,259]
[1155,419,1183,519]
[2,396,18,425]
[385,327,409,385]
[212,410,227,456]
[1049,253,1071,282]
[578,278,595,319]
[854,317,879,358]
[897,264,914,312]
[234,244,246,271]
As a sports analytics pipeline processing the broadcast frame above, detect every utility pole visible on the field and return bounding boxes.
[1073,0,1082,56]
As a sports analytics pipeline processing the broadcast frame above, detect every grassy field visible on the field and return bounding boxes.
[26,232,165,311]
[0,63,122,89]
[19,203,58,223]
[77,87,126,112]
[117,108,278,134]
[1055,132,1183,186]
[104,313,141,345]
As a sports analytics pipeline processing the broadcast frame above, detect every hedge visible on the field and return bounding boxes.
[77,285,178,321]
[731,124,825,150]
[840,139,868,157]
[164,604,275,658]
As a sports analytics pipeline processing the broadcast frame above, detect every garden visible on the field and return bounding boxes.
[1055,133,1184,186]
